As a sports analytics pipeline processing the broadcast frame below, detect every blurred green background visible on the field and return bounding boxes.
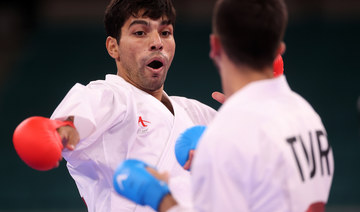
[0,0,359,211]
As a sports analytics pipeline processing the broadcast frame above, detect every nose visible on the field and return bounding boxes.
[149,32,163,51]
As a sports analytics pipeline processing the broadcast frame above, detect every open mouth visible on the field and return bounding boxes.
[147,60,164,69]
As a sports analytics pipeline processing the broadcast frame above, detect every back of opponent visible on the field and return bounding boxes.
[190,0,334,211]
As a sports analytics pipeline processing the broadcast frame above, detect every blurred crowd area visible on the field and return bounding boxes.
[1,0,360,84]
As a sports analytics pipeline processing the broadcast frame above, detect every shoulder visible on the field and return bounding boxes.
[63,75,132,104]
[170,96,199,105]
[87,75,130,92]
[170,96,217,125]
[54,75,132,118]
[170,96,215,112]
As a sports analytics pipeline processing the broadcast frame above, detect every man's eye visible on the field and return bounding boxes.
[134,31,145,36]
[161,31,171,37]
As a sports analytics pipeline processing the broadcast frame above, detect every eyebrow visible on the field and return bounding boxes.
[128,19,172,29]
[129,20,148,28]
[160,20,172,26]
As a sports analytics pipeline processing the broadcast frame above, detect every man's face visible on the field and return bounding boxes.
[116,14,175,92]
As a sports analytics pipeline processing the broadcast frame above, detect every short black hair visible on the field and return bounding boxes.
[104,0,176,41]
[213,0,288,70]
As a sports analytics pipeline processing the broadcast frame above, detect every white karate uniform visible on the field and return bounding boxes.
[188,75,334,212]
[51,74,216,212]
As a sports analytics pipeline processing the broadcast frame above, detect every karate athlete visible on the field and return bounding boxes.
[113,0,335,211]
[49,0,216,211]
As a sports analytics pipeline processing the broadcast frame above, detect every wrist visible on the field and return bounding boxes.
[158,194,178,212]
[144,179,170,211]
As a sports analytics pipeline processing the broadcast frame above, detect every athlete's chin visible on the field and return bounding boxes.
[143,79,165,91]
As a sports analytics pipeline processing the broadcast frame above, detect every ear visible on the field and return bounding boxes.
[277,41,286,56]
[106,36,119,59]
[209,34,222,61]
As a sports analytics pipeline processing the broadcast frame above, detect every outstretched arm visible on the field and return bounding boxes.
[13,116,79,171]
[56,116,80,150]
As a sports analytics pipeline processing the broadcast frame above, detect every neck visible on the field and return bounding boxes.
[116,73,174,115]
[141,87,175,115]
[116,69,164,101]
[148,89,174,115]
[220,55,273,97]
[146,88,164,101]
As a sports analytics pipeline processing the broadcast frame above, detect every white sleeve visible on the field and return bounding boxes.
[167,205,195,212]
[168,173,193,208]
[170,96,217,125]
[51,82,127,148]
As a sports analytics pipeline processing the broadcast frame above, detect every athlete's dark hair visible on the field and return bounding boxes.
[104,0,176,42]
[213,0,288,70]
